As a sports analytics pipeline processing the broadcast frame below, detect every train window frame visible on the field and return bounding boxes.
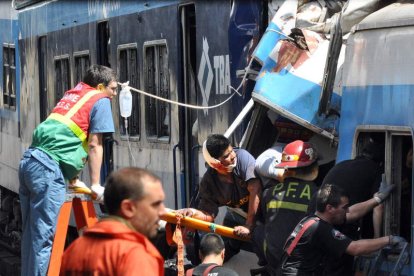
[73,50,90,86]
[13,0,43,10]
[354,126,413,247]
[53,55,71,105]
[2,43,16,110]
[38,36,48,121]
[143,39,171,143]
[117,43,140,140]
[97,21,110,67]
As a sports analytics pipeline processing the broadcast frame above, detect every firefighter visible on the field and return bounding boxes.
[253,140,319,275]
[279,184,405,276]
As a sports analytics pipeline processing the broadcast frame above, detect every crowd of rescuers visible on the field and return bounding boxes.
[252,141,403,275]
[177,134,405,276]
[15,63,405,276]
[58,133,405,276]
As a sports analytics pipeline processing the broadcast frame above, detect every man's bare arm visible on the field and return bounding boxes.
[346,198,379,223]
[88,133,103,186]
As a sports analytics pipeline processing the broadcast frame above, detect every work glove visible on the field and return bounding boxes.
[68,179,92,194]
[374,174,395,203]
[388,235,407,252]
[91,184,105,203]
[389,235,406,245]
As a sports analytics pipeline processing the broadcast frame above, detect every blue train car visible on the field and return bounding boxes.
[3,0,264,200]
[0,1,20,194]
[244,1,414,274]
[338,3,414,274]
[0,2,266,268]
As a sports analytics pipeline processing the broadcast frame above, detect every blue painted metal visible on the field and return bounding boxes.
[17,0,179,39]
[252,21,284,64]
[228,0,262,140]
[250,11,341,140]
[252,62,340,139]
[335,4,414,274]
[338,84,414,163]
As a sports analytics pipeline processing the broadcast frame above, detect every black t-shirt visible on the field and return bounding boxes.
[197,149,257,217]
[260,178,318,272]
[322,157,381,205]
[191,263,239,276]
[308,157,382,238]
[280,216,352,276]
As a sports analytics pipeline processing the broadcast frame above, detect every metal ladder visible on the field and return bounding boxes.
[47,192,98,276]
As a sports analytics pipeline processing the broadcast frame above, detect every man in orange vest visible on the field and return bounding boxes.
[18,65,118,276]
[60,167,166,275]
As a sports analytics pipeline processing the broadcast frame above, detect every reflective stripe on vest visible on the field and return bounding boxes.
[47,89,101,151]
[286,217,320,256]
[266,199,309,212]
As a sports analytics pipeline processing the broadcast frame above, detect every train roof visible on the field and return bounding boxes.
[355,2,414,31]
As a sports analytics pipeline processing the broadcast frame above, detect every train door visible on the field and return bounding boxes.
[355,129,413,273]
[383,132,413,243]
[96,20,114,182]
[179,3,198,206]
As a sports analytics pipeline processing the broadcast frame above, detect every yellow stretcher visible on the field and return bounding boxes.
[160,210,250,241]
[69,184,249,241]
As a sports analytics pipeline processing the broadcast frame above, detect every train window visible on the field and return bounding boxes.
[143,40,170,142]
[2,44,16,110]
[74,51,90,85]
[97,21,110,67]
[356,129,413,244]
[38,36,48,121]
[13,0,42,10]
[54,55,71,104]
[118,45,140,137]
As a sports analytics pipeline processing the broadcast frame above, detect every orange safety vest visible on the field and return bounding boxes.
[31,82,108,180]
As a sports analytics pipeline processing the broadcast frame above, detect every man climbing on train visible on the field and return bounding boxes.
[18,65,118,276]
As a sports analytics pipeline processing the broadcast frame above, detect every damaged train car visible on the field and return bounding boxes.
[241,0,413,274]
[1,0,414,274]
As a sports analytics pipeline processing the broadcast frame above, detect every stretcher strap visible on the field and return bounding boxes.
[173,213,185,276]
[286,217,319,256]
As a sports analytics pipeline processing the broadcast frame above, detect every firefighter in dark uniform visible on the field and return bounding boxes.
[252,140,319,275]
[307,139,385,275]
[279,184,404,276]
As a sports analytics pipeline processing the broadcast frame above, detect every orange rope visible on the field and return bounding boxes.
[172,213,185,276]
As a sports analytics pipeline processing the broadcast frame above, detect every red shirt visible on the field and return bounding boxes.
[60,219,164,276]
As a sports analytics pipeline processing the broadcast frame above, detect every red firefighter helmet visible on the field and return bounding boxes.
[275,140,317,168]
